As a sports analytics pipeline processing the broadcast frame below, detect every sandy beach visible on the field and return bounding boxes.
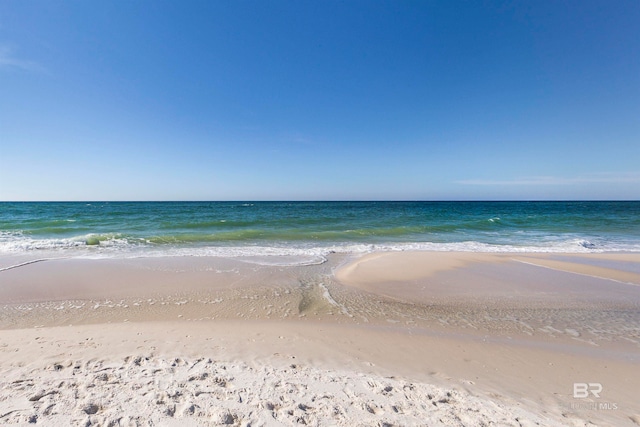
[3,0,639,421]
[1,252,639,426]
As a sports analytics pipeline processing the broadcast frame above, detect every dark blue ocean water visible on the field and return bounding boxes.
[1,201,639,263]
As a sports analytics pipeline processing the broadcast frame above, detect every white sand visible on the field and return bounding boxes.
[1,252,639,426]
[1,354,558,426]
[0,323,567,427]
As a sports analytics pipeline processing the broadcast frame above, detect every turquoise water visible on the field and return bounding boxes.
[1,202,639,263]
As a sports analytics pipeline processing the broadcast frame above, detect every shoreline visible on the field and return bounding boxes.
[1,251,639,425]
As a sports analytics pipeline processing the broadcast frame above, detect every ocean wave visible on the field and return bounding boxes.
[2,231,640,267]
[0,232,138,253]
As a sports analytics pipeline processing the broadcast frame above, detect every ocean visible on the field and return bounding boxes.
[1,201,639,265]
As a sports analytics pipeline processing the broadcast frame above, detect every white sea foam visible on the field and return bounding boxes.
[0,233,133,253]
[1,232,639,266]
[0,258,51,272]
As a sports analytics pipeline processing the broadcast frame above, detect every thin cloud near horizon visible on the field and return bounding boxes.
[456,173,640,186]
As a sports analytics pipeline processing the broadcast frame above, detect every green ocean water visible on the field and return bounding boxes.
[1,201,639,263]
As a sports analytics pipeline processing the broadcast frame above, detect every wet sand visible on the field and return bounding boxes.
[1,252,639,426]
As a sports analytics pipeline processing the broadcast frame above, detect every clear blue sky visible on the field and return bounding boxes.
[1,0,638,201]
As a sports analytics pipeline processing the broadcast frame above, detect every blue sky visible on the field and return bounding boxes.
[1,0,638,200]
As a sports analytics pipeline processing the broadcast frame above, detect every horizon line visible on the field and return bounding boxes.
[1,199,639,203]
